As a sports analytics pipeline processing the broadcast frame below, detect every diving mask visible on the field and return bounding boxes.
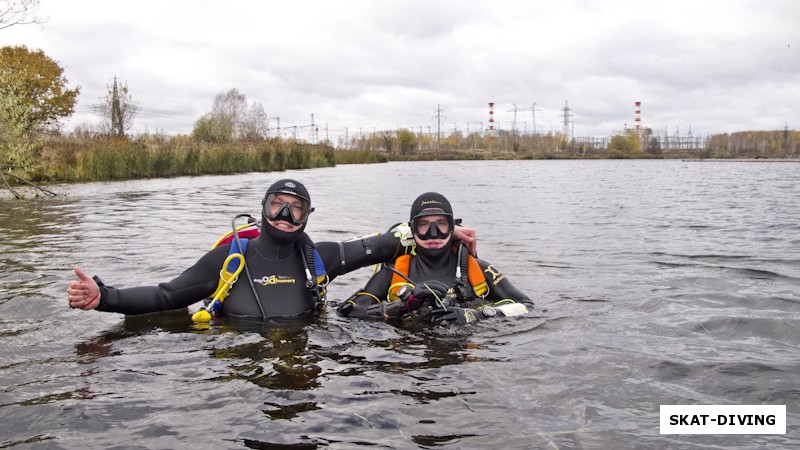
[411,211,453,241]
[263,193,314,225]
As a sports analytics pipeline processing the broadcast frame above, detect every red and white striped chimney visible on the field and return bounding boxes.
[488,102,495,132]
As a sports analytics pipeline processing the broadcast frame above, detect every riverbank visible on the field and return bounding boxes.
[3,133,798,199]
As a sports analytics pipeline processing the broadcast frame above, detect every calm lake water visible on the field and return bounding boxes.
[1,160,798,449]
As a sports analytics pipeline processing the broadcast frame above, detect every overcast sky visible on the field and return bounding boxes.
[2,0,798,141]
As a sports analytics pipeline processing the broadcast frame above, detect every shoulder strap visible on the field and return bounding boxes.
[455,242,489,298]
[466,254,489,297]
[312,247,327,283]
[228,238,249,272]
[388,254,412,300]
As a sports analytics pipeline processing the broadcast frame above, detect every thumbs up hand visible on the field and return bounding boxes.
[67,266,101,310]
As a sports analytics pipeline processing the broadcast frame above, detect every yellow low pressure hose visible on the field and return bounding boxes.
[191,253,246,323]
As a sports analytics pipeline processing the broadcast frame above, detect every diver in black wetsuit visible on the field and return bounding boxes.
[66,179,477,321]
[337,192,532,325]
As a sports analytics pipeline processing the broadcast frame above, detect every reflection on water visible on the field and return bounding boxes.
[0,161,798,448]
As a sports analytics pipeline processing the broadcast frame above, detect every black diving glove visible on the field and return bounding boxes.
[367,280,450,319]
[364,298,419,319]
[380,300,411,318]
[429,307,482,325]
[405,280,449,309]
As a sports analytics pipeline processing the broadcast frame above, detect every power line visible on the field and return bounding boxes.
[80,104,197,120]
[136,107,198,119]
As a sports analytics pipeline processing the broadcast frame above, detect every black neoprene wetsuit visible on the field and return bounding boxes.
[96,231,405,319]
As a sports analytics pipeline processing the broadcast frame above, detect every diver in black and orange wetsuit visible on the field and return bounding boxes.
[337,192,532,325]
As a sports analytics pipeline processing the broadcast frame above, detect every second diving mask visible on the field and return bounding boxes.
[411,211,454,241]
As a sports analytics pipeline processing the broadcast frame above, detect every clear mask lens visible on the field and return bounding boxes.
[412,213,453,240]
[264,193,312,225]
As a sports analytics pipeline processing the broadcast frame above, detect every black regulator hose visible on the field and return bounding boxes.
[233,214,266,320]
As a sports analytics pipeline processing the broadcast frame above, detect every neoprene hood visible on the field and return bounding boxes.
[261,179,312,242]
[409,192,453,221]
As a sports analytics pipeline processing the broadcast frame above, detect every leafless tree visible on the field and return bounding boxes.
[211,88,246,138]
[239,102,268,140]
[0,0,46,30]
[201,88,268,140]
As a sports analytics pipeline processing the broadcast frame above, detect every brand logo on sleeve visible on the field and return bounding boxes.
[484,265,506,285]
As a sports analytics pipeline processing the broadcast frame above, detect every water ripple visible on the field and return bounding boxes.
[1,161,799,448]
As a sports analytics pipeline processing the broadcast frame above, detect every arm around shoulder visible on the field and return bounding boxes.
[319,225,410,278]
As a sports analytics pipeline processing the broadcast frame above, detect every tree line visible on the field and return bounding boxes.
[2,42,797,188]
[344,127,798,159]
[0,45,337,185]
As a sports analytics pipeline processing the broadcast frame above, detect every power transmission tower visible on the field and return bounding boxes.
[90,76,139,136]
[111,77,123,135]
[530,102,542,135]
[432,104,446,150]
[266,115,279,138]
[508,104,520,139]
[510,102,538,136]
[561,100,573,140]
